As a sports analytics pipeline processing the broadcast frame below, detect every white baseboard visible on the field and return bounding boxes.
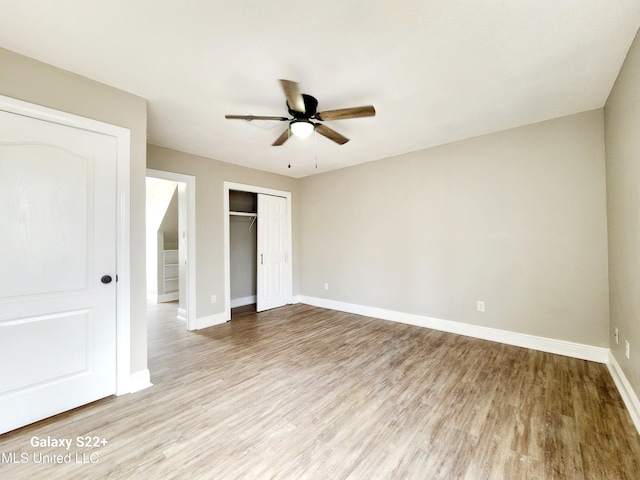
[177,307,187,321]
[291,295,302,304]
[147,292,179,303]
[231,295,256,308]
[157,292,179,303]
[127,369,153,394]
[299,296,609,363]
[608,353,640,434]
[194,312,228,330]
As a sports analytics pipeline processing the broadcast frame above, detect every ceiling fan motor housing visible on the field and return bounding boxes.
[288,94,318,119]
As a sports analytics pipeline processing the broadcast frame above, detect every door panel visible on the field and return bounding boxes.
[256,194,288,312]
[2,310,92,394]
[1,144,90,297]
[0,109,117,434]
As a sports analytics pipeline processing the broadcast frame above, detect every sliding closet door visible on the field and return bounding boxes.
[256,194,288,312]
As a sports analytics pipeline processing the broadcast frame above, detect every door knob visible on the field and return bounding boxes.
[101,275,112,284]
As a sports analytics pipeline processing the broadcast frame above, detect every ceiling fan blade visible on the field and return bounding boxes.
[272,128,291,146]
[279,79,305,114]
[225,114,289,121]
[315,124,349,145]
[315,105,376,121]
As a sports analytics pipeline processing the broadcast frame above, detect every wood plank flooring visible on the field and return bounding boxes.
[1,302,639,479]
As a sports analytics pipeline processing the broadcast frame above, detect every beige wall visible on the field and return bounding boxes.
[146,144,299,319]
[230,216,257,302]
[605,28,640,398]
[0,48,148,374]
[299,110,609,347]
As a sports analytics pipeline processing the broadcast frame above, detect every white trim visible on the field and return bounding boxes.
[223,182,293,320]
[147,292,179,303]
[177,308,187,321]
[129,369,153,393]
[299,296,610,363]
[156,292,179,303]
[146,169,197,331]
[231,295,257,308]
[608,353,640,434]
[291,295,302,304]
[195,312,228,330]
[0,95,133,397]
[115,127,132,396]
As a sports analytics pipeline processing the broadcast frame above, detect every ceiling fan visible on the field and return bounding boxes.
[225,79,376,146]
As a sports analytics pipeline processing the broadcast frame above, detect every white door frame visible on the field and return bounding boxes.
[224,182,292,320]
[0,94,132,396]
[146,169,197,331]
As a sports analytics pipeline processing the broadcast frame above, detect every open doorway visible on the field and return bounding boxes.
[146,169,196,330]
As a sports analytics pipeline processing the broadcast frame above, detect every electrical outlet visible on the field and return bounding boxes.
[614,327,619,344]
[211,295,217,304]
[626,340,630,359]
[324,283,329,290]
[477,301,485,313]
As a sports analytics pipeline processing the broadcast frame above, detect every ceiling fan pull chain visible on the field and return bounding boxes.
[288,127,292,169]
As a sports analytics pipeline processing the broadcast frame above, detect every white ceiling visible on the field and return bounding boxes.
[1,1,639,178]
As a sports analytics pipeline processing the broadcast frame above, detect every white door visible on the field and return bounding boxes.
[256,194,288,312]
[0,109,117,434]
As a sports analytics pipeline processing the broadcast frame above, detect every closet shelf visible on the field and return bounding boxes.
[230,211,257,217]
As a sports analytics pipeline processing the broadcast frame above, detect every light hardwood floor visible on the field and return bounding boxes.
[1,302,639,479]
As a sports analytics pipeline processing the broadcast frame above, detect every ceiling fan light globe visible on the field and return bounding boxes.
[290,121,314,138]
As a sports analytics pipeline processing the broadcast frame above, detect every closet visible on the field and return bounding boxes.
[228,189,289,314]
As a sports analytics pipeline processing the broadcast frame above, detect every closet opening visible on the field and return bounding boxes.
[229,190,258,318]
